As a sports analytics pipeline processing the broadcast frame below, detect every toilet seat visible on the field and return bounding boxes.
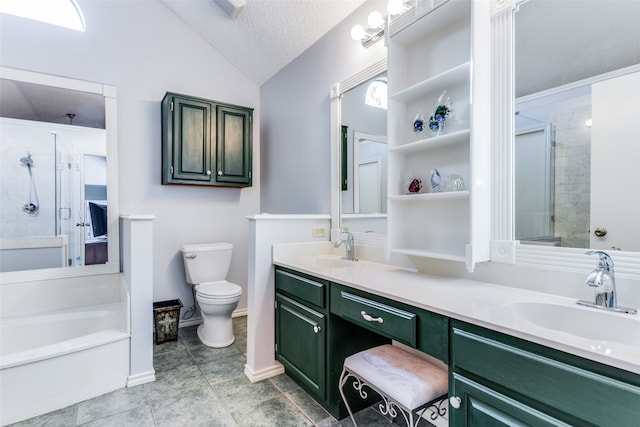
[196,280,242,299]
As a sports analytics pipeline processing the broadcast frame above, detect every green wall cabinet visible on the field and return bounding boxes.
[161,92,253,187]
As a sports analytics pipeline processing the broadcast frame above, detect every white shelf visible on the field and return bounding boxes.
[390,129,470,154]
[391,248,466,263]
[389,190,469,202]
[389,0,469,46]
[390,62,470,104]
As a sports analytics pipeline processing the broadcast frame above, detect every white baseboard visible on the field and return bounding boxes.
[232,308,248,318]
[127,370,156,387]
[178,309,247,328]
[243,362,284,383]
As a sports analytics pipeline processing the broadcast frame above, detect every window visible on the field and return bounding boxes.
[0,0,85,31]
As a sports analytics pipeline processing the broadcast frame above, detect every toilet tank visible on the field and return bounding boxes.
[181,243,233,284]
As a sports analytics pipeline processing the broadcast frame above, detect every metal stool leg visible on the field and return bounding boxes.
[338,367,359,427]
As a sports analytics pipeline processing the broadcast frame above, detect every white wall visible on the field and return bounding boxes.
[260,0,387,214]
[0,0,260,314]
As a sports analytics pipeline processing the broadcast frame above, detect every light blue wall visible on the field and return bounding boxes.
[260,0,387,214]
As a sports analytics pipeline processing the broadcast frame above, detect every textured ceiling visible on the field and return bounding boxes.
[161,0,366,86]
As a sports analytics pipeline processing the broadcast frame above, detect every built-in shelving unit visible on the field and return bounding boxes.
[386,0,491,271]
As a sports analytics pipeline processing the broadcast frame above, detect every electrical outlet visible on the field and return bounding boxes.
[312,227,327,238]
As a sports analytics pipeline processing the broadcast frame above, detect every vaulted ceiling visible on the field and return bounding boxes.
[161,0,366,86]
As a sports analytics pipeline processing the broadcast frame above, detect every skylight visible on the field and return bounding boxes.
[0,0,85,32]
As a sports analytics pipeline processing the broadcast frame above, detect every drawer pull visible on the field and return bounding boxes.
[449,396,461,409]
[361,311,383,324]
[313,325,321,334]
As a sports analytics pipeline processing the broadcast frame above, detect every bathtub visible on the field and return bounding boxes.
[0,274,130,426]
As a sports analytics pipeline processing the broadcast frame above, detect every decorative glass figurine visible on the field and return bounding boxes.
[430,169,442,192]
[429,90,452,136]
[413,112,425,135]
[450,174,465,191]
[408,177,422,193]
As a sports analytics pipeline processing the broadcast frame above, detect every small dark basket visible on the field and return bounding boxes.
[153,299,183,344]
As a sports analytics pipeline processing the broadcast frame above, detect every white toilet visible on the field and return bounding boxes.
[181,242,242,348]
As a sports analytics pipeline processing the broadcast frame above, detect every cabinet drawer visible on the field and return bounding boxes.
[275,268,327,309]
[331,289,416,347]
[451,325,640,426]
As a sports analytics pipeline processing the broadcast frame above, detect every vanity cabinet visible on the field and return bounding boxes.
[449,321,640,426]
[161,92,253,187]
[274,267,391,418]
[386,0,491,270]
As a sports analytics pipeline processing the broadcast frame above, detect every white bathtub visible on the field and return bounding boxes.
[0,274,130,426]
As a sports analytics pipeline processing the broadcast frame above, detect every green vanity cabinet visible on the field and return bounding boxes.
[161,92,252,187]
[274,267,388,419]
[330,283,449,364]
[449,321,640,426]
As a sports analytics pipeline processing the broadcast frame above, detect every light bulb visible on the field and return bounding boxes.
[368,10,384,29]
[387,0,405,16]
[351,24,366,41]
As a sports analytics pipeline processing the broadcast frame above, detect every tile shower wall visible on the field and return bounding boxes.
[552,104,591,248]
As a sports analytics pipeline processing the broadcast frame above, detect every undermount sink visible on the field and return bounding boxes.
[507,301,640,349]
[310,255,357,269]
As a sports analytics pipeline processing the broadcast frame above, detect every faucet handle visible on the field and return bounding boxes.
[585,250,614,270]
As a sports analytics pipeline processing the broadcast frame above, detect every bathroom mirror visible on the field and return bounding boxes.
[331,58,388,237]
[491,0,640,274]
[0,67,119,282]
[513,0,640,251]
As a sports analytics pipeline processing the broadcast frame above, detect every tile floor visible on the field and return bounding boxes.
[10,316,417,427]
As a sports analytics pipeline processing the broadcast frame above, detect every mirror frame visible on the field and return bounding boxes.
[0,66,120,283]
[330,58,387,243]
[489,0,640,278]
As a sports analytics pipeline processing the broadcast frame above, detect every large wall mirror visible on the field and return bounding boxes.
[492,0,640,274]
[0,67,119,282]
[330,58,387,239]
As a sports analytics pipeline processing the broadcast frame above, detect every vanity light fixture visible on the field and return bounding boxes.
[0,0,85,31]
[351,0,410,48]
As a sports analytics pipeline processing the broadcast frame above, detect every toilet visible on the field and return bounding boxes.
[181,243,242,348]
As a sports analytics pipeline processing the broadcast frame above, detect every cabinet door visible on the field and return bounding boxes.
[162,94,214,184]
[275,294,325,400]
[450,374,568,427]
[216,104,252,186]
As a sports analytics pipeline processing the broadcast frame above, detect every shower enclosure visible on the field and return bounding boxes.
[0,118,107,271]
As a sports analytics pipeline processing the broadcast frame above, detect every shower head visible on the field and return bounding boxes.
[20,153,33,166]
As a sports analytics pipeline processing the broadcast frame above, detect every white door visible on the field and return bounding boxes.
[590,71,640,251]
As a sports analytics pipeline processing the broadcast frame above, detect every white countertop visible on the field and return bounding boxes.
[273,243,640,376]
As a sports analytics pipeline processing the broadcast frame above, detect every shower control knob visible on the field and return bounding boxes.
[76,222,90,227]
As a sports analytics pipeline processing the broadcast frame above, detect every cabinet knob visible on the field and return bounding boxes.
[313,325,321,334]
[217,170,223,176]
[449,396,461,409]
[206,170,212,176]
[361,311,383,324]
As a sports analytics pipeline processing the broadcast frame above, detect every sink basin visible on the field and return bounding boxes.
[310,255,356,269]
[507,301,640,349]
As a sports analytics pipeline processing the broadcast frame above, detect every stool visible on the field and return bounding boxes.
[338,344,448,427]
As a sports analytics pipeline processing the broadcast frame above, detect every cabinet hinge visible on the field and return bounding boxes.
[170,101,174,112]
[170,166,174,175]
[275,343,278,352]
[274,300,277,309]
[249,171,252,179]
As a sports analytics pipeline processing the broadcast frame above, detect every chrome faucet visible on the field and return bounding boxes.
[334,231,357,261]
[577,251,637,314]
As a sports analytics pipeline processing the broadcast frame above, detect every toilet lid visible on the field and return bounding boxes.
[196,281,242,299]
